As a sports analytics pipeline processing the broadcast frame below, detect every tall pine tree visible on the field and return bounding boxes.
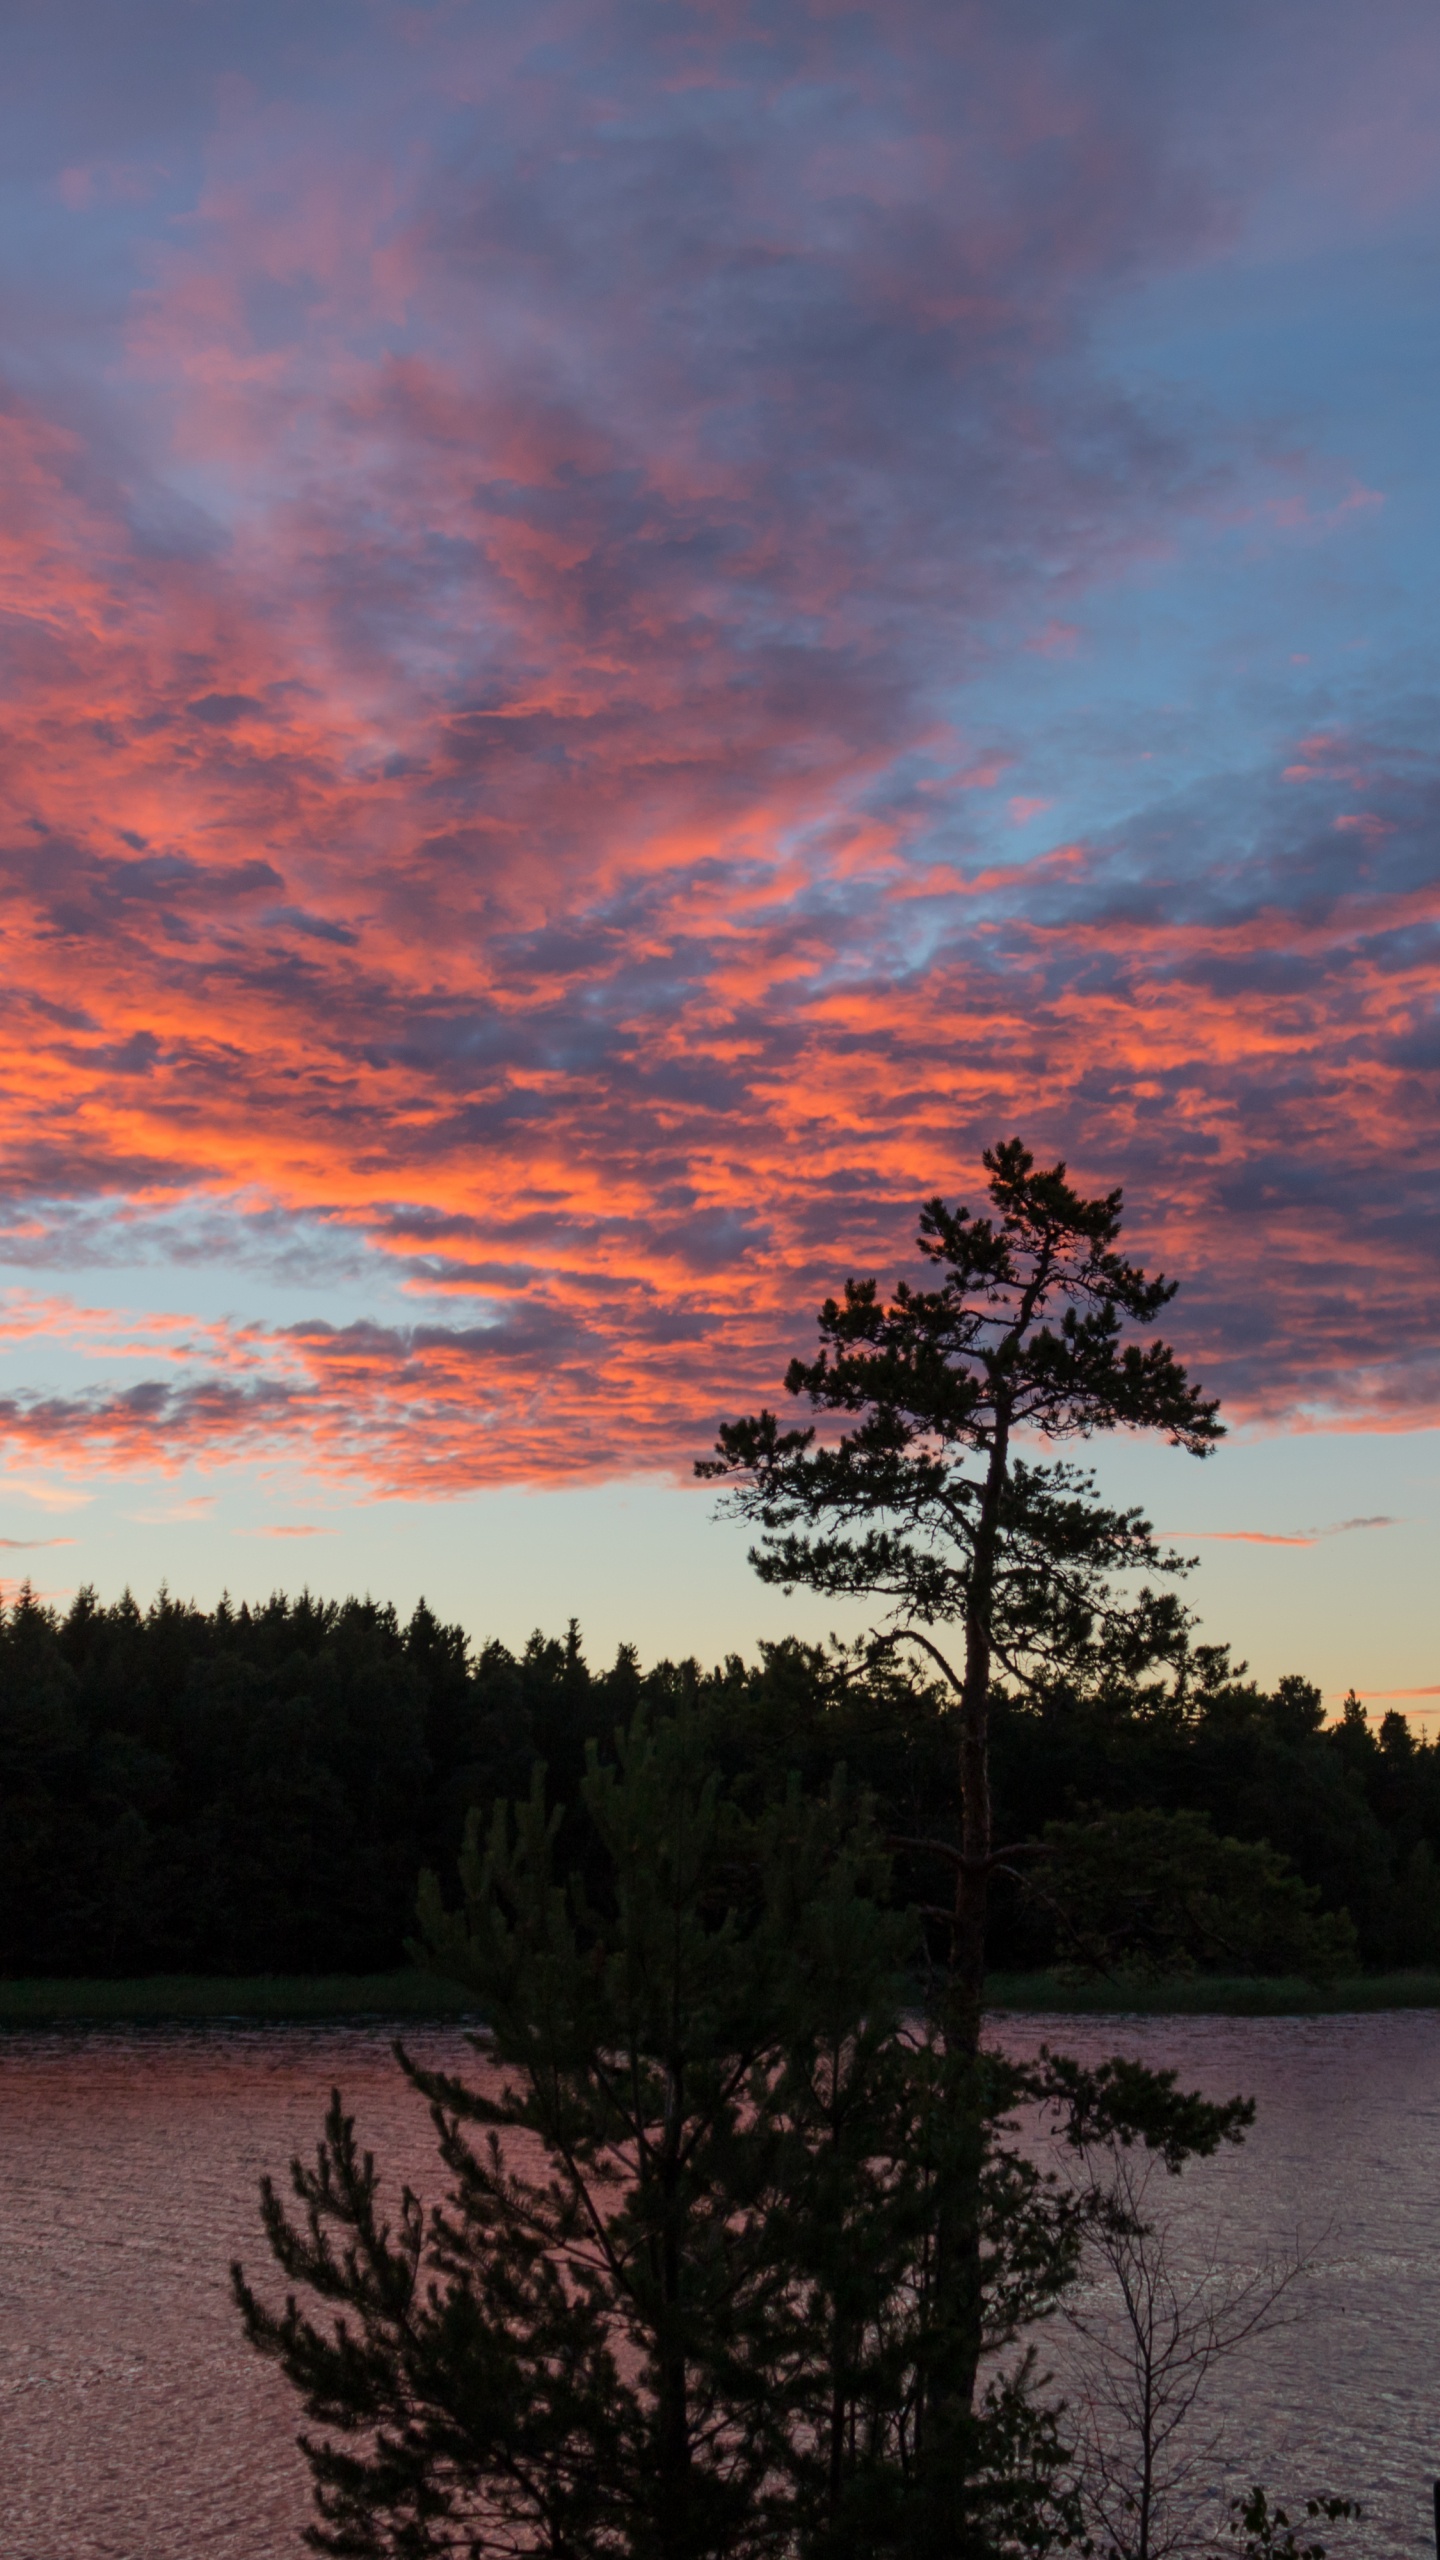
[700,1141,1223,2551]
[700,1139,1221,2049]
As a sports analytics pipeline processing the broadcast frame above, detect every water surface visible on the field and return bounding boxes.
[1,2010,1436,2556]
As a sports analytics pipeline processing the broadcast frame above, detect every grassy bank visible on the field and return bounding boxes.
[0,1970,481,2025]
[985,1969,1440,2015]
[4,1969,1440,2026]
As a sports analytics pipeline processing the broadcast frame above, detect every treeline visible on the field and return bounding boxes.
[1,1582,1436,1978]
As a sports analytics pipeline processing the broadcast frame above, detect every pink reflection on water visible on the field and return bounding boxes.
[0,2023,492,2560]
[2,2011,1438,2557]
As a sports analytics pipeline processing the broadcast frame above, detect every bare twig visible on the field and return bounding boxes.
[1059,2147,1311,2560]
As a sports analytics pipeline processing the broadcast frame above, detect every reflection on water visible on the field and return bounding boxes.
[0,2010,1436,2557]
[996,2013,1440,2556]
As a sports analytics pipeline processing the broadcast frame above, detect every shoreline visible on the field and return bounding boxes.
[3,1967,1439,2027]
[0,1970,481,2026]
[985,1968,1440,2015]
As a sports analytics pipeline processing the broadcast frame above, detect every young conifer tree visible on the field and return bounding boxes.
[235,1697,1248,2560]
[235,1707,927,2559]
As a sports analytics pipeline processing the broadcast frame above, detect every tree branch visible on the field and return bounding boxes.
[868,1625,965,1695]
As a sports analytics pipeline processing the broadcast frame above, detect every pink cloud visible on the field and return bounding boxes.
[1166,1518,1396,1549]
[1025,620,1080,658]
[0,5,1436,1498]
[1179,1530,1317,1547]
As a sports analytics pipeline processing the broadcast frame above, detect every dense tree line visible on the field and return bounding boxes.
[0,1584,623,1977]
[1,1581,1435,1978]
[988,1663,1440,1972]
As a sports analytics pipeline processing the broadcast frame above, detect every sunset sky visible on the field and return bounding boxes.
[3,0,1438,1704]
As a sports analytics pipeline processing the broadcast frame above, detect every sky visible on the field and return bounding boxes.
[2,0,1438,1705]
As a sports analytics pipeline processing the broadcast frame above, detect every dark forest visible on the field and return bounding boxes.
[2,1584,1435,1982]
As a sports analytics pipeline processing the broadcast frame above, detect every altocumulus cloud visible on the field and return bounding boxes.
[0,0,1438,1489]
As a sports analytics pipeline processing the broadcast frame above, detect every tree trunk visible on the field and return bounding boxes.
[917,1420,1009,2553]
[950,1407,1008,2055]
[655,2060,693,2560]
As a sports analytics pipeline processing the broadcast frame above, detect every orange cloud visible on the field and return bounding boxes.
[1178,1530,1318,1547]
[0,13,1437,1500]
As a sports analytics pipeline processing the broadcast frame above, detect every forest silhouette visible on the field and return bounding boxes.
[2,1582,1434,1982]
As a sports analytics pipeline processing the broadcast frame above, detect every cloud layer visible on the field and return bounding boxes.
[2,0,1438,1490]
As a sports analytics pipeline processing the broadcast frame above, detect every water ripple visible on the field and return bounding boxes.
[1,2011,1436,2556]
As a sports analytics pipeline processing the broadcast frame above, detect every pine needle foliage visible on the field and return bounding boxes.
[699,1138,1223,2045]
[235,1706,921,2559]
[234,1704,1251,2560]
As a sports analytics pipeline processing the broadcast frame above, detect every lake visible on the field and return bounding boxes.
[1,2009,1437,2557]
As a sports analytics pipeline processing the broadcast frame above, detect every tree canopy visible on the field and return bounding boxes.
[701,1140,1224,2041]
